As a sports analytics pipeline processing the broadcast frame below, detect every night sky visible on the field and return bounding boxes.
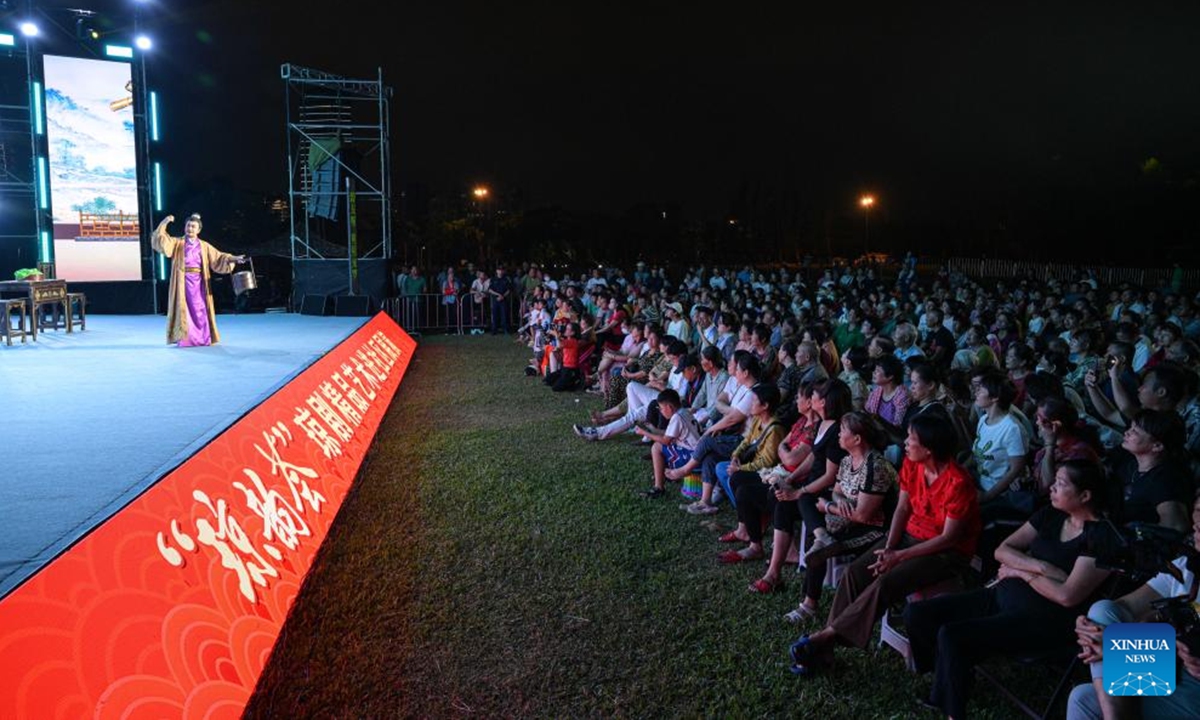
[20,1,1200,255]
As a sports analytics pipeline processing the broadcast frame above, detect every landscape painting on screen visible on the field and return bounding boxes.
[44,54,142,282]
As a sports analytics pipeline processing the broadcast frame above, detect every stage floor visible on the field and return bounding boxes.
[0,313,370,599]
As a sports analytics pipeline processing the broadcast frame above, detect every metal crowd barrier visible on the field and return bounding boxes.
[458,292,522,335]
[383,293,460,335]
[382,291,523,335]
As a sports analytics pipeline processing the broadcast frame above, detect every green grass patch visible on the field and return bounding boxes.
[245,335,1076,719]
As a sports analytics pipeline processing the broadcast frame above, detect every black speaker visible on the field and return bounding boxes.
[300,294,330,316]
[335,295,372,316]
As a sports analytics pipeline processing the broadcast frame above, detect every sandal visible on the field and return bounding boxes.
[783,604,818,624]
[718,530,747,543]
[748,577,786,594]
[640,487,665,499]
[718,548,762,564]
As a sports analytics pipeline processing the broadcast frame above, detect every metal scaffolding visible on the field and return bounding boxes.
[281,63,393,283]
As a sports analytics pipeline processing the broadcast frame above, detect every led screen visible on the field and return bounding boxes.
[44,54,141,281]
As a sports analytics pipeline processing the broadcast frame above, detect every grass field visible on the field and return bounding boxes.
[245,334,1068,719]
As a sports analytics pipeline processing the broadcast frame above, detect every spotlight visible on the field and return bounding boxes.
[134,34,152,50]
[19,21,38,37]
[75,17,99,41]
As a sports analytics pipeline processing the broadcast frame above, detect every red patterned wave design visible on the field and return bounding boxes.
[0,313,415,719]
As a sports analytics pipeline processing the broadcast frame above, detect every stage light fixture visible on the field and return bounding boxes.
[75,17,99,41]
[19,21,38,37]
[135,34,151,50]
[105,44,133,58]
[0,33,13,46]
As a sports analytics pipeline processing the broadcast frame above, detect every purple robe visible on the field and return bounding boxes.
[178,239,213,347]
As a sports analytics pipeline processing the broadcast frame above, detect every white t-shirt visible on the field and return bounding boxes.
[668,367,686,394]
[667,318,690,343]
[1147,557,1198,616]
[972,412,1028,491]
[666,408,702,451]
[729,382,756,435]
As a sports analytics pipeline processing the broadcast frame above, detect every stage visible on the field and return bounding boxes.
[0,313,370,600]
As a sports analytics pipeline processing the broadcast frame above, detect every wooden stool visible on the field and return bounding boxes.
[1,298,29,346]
[67,292,87,331]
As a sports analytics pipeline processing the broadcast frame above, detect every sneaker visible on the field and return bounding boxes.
[679,501,702,512]
[573,424,597,440]
[687,502,720,515]
[711,486,726,504]
[640,487,665,499]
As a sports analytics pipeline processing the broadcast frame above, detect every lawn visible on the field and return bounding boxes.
[245,334,1066,719]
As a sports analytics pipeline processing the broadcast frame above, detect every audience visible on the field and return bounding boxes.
[408,257,1200,712]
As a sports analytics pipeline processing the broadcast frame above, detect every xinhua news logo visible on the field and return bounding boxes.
[1102,623,1176,697]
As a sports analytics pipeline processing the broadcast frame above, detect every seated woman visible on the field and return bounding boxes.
[593,319,646,396]
[734,320,756,354]
[698,383,786,525]
[786,412,980,676]
[751,323,778,381]
[717,380,819,542]
[602,323,663,410]
[905,459,1115,719]
[864,355,911,432]
[774,339,803,423]
[1005,342,1037,413]
[971,371,1030,508]
[899,362,970,449]
[1031,395,1102,497]
[787,411,898,623]
[838,346,870,412]
[965,324,999,368]
[722,380,852,592]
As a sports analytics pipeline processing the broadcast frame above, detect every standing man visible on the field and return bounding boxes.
[152,213,245,347]
[489,265,512,335]
[396,265,426,326]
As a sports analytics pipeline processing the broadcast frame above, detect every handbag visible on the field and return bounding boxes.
[736,421,780,465]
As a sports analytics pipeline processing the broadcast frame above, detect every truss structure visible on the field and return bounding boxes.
[281,63,393,265]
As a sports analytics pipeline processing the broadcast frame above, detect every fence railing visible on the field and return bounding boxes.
[382,292,522,335]
[944,257,1200,292]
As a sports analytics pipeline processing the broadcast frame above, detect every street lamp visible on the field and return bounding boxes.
[471,186,492,262]
[858,194,876,256]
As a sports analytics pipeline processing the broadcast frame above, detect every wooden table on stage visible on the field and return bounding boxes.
[0,279,70,341]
